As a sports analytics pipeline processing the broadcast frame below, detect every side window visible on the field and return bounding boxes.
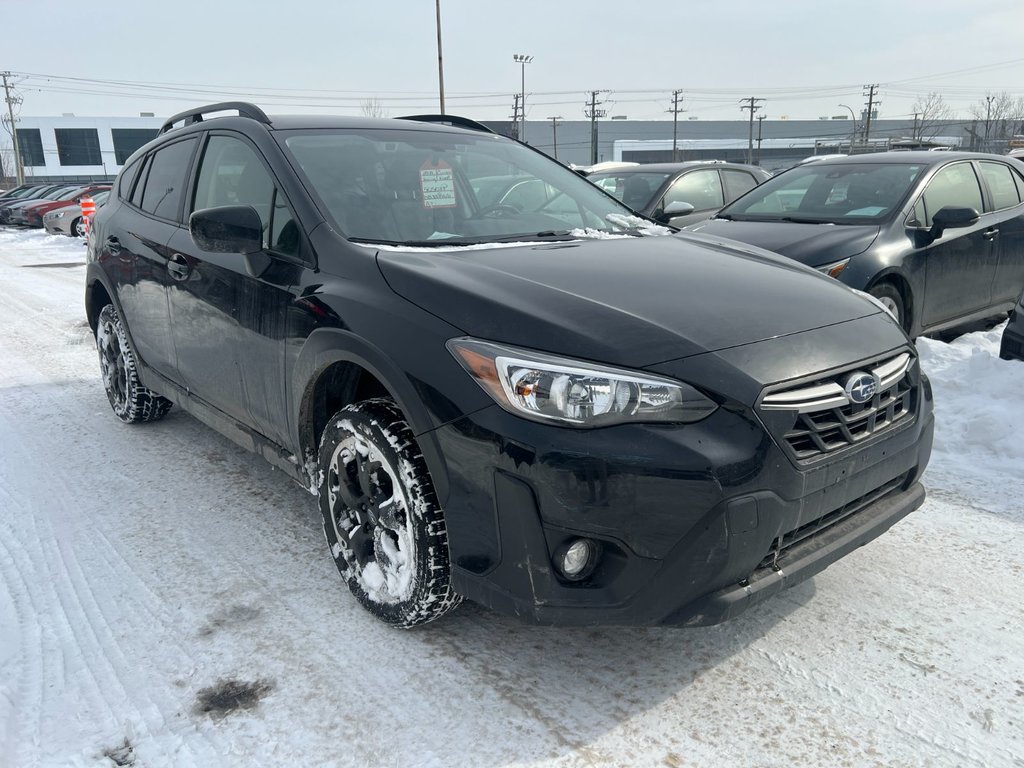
[920,163,983,227]
[662,169,724,213]
[140,137,198,220]
[722,170,758,202]
[117,157,142,200]
[193,135,299,257]
[130,155,151,208]
[978,161,1021,211]
[908,197,927,227]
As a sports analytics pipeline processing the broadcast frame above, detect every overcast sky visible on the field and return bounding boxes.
[6,0,1024,123]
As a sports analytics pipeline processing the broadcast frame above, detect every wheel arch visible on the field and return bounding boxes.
[866,269,914,333]
[85,266,116,332]
[293,328,450,503]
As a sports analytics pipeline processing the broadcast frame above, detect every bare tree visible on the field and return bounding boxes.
[911,92,953,139]
[360,98,388,118]
[969,92,1024,147]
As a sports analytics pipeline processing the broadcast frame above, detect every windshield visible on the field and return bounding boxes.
[719,162,925,224]
[282,128,650,245]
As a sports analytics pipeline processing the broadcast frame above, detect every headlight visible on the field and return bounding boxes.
[816,258,850,279]
[447,338,717,427]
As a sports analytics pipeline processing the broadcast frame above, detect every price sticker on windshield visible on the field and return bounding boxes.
[420,158,457,209]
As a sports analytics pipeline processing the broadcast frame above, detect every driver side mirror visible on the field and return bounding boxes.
[190,205,271,277]
[659,200,695,222]
[925,205,979,244]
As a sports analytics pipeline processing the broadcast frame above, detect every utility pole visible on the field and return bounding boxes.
[862,84,879,147]
[584,91,607,164]
[512,54,533,143]
[756,114,766,165]
[667,89,686,162]
[740,96,764,165]
[509,94,521,140]
[435,0,445,114]
[1,71,24,185]
[547,116,562,160]
[912,112,920,141]
[984,94,995,148]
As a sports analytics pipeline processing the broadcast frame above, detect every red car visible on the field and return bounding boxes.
[16,185,111,228]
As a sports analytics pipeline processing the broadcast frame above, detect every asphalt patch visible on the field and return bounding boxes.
[194,678,274,718]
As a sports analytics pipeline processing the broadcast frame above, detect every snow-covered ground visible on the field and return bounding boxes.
[0,227,1021,768]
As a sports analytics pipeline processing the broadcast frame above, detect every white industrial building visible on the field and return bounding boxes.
[4,115,164,183]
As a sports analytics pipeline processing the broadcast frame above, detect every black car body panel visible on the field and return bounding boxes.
[378,235,879,368]
[688,152,1024,338]
[1001,291,1024,361]
[85,105,934,627]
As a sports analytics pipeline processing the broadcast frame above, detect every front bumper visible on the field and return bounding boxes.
[433,342,933,626]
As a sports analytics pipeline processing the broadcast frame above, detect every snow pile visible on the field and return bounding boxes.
[0,227,85,264]
[918,322,1024,518]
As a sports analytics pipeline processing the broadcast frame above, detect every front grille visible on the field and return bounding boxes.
[757,471,910,571]
[759,350,918,462]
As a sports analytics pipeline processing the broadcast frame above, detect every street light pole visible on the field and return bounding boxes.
[513,54,533,143]
[435,0,445,114]
[838,103,857,153]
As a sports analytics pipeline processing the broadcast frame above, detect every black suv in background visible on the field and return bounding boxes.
[87,103,933,628]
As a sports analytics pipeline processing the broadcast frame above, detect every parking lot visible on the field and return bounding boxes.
[0,227,1021,767]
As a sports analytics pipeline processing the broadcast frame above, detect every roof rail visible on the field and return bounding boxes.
[396,114,494,134]
[159,102,271,134]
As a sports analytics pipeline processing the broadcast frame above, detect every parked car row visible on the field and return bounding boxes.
[0,182,110,235]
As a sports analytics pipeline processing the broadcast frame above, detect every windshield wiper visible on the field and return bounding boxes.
[485,230,575,243]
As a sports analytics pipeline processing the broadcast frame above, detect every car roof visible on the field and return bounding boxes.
[590,161,761,174]
[801,151,1020,166]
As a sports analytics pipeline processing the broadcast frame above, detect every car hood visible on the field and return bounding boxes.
[686,218,881,267]
[376,234,881,368]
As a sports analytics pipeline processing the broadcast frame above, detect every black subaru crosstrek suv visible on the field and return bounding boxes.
[86,103,934,628]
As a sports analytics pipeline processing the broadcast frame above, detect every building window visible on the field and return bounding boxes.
[16,128,45,167]
[112,128,158,165]
[55,128,102,166]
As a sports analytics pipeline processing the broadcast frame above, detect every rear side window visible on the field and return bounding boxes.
[140,138,198,220]
[722,169,758,202]
[978,161,1021,211]
[117,157,143,200]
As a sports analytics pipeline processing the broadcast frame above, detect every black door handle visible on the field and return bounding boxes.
[105,236,121,255]
[983,228,1000,241]
[167,253,191,281]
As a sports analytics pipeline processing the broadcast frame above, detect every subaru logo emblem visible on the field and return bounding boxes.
[844,372,878,404]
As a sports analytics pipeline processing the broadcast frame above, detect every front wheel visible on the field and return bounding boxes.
[73,217,86,238]
[318,399,461,628]
[869,282,907,331]
[96,304,173,423]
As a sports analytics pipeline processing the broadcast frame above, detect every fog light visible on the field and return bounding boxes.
[556,538,598,581]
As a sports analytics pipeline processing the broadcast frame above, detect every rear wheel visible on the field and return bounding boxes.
[72,217,86,238]
[869,282,907,331]
[318,399,461,628]
[96,304,173,423]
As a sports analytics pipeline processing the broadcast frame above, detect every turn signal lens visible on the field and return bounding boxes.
[816,258,851,279]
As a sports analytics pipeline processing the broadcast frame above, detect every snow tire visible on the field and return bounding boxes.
[318,398,461,628]
[96,304,173,423]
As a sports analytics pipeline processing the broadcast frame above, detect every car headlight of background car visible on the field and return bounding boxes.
[816,258,850,279]
[448,338,717,427]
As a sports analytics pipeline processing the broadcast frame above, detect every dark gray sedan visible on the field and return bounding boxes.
[588,161,771,227]
[687,152,1024,338]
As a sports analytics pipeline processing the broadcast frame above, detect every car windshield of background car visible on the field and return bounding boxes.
[282,128,652,246]
[720,162,926,224]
